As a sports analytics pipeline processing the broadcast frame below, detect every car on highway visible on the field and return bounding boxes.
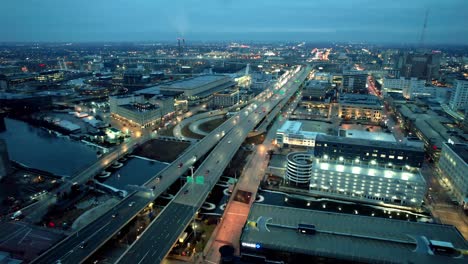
[79,241,88,249]
[183,189,189,195]
[228,140,231,144]
[112,213,118,218]
[178,163,183,168]
[128,202,135,207]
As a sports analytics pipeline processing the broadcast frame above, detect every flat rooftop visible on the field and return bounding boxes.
[339,93,382,106]
[316,134,424,152]
[339,129,396,142]
[161,75,228,90]
[277,120,302,134]
[241,203,468,264]
[314,160,425,183]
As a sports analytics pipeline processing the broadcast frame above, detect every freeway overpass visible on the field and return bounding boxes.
[116,66,310,264]
[18,134,152,223]
[31,66,309,264]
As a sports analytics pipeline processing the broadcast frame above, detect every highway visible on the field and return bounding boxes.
[116,66,310,264]
[31,67,306,264]
[20,135,150,222]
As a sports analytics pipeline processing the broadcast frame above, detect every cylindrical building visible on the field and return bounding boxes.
[286,152,313,187]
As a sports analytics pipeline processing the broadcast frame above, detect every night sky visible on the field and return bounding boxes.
[2,0,467,43]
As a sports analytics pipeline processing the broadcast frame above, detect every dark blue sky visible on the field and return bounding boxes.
[2,0,467,44]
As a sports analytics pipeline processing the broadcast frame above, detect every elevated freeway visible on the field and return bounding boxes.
[116,66,310,264]
[32,66,309,264]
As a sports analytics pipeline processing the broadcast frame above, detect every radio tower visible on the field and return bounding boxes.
[419,9,429,48]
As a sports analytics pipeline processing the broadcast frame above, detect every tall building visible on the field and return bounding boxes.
[341,71,368,93]
[401,52,441,82]
[449,79,468,112]
[438,143,468,205]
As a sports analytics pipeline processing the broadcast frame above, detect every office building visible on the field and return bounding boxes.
[109,94,175,127]
[240,203,468,264]
[342,71,368,93]
[309,157,426,206]
[338,93,383,122]
[463,111,468,133]
[438,143,468,205]
[314,134,425,168]
[403,81,450,100]
[383,77,414,94]
[123,69,144,87]
[285,152,314,186]
[302,80,329,101]
[36,70,64,83]
[449,79,468,112]
[211,88,239,108]
[276,121,323,148]
[401,53,441,82]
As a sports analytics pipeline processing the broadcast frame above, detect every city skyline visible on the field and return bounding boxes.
[2,0,468,44]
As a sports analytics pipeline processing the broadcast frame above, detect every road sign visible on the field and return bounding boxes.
[195,176,204,185]
[187,177,194,183]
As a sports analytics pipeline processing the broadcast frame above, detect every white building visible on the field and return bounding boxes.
[309,158,426,206]
[383,77,416,94]
[276,121,322,148]
[438,143,468,206]
[109,94,175,127]
[449,79,468,111]
[286,152,314,186]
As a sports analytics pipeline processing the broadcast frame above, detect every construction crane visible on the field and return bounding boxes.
[419,9,429,48]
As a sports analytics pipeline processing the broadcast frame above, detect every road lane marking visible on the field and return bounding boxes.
[137,251,149,264]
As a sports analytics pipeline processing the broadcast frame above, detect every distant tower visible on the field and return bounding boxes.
[177,38,181,56]
[419,9,429,48]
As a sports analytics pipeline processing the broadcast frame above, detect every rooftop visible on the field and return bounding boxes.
[316,134,424,152]
[277,120,302,134]
[339,93,382,106]
[120,103,159,112]
[241,203,468,264]
[445,143,468,164]
[339,129,396,142]
[161,75,228,90]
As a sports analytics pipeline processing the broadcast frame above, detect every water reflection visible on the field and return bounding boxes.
[98,157,168,191]
[0,118,97,176]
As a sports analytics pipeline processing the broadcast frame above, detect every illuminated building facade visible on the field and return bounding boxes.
[314,134,425,168]
[309,158,426,206]
[276,120,322,148]
[338,93,383,122]
[449,79,468,111]
[438,143,468,206]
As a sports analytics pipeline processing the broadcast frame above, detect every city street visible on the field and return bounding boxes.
[421,163,468,239]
